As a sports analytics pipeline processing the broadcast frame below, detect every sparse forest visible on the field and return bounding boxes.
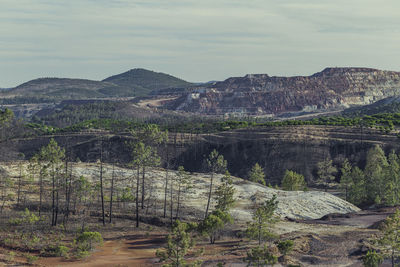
[2,106,400,266]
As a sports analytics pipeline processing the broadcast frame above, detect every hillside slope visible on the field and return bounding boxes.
[166,67,400,116]
[102,68,193,96]
[343,95,400,116]
[0,162,360,220]
[0,68,194,103]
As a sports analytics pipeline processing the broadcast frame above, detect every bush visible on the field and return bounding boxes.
[6,251,16,262]
[245,245,277,266]
[55,245,70,257]
[277,240,294,256]
[363,250,383,267]
[74,231,103,252]
[25,254,39,265]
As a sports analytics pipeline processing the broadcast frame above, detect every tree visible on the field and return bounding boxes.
[245,245,277,267]
[98,139,105,226]
[38,139,65,226]
[129,141,160,227]
[16,153,25,207]
[175,166,193,220]
[129,126,164,211]
[246,195,278,246]
[376,209,400,267]
[156,220,201,267]
[0,172,14,213]
[205,149,227,218]
[0,108,13,125]
[74,176,94,231]
[248,163,266,185]
[348,166,367,206]
[214,171,236,212]
[199,209,233,244]
[281,170,306,191]
[385,151,400,206]
[109,162,116,224]
[339,159,353,201]
[0,108,14,141]
[163,135,170,219]
[364,145,389,204]
[317,159,337,191]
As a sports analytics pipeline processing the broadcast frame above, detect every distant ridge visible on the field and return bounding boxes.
[102,68,193,96]
[0,68,194,103]
[165,67,400,116]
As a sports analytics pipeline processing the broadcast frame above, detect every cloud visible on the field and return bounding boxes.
[0,0,399,87]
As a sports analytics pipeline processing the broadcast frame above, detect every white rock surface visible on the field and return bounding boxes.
[1,162,360,221]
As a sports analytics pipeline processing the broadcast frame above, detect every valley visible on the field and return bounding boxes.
[1,66,400,266]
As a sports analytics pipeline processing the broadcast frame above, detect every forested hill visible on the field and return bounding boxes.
[0,68,194,103]
[102,68,194,96]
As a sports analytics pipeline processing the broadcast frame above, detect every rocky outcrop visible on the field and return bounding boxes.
[0,162,360,220]
[166,67,400,116]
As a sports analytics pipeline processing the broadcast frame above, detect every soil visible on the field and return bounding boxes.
[37,235,163,267]
[32,207,396,267]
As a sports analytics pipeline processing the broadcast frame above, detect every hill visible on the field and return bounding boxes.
[0,161,359,220]
[102,68,194,96]
[165,67,400,116]
[343,96,400,116]
[0,69,194,103]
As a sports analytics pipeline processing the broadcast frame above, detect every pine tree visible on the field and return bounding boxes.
[385,151,400,206]
[156,220,201,267]
[204,149,227,218]
[248,163,266,185]
[317,159,337,191]
[129,141,159,227]
[175,166,193,220]
[339,159,353,201]
[246,195,278,246]
[364,145,389,204]
[348,166,367,206]
[376,209,400,267]
[199,209,233,244]
[281,170,306,191]
[214,171,236,212]
[38,139,65,226]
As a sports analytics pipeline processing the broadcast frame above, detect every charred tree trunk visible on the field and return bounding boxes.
[100,141,105,226]
[205,172,214,218]
[109,163,115,224]
[136,167,140,228]
[141,166,145,209]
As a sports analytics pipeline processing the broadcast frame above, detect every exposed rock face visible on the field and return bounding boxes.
[167,68,400,115]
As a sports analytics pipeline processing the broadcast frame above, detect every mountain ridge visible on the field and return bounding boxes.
[165,67,400,116]
[1,68,194,101]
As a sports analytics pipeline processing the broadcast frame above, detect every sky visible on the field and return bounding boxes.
[1,0,400,87]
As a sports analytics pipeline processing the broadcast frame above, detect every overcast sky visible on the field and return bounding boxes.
[1,0,400,87]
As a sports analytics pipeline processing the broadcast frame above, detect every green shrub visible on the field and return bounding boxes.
[25,254,39,265]
[55,245,70,257]
[245,245,277,266]
[277,240,294,256]
[74,231,103,252]
[363,250,383,267]
[6,251,16,262]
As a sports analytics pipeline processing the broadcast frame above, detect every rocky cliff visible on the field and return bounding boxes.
[166,67,400,116]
